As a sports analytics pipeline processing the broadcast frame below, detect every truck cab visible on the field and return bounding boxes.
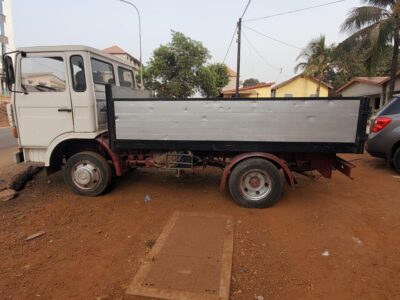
[5,45,138,166]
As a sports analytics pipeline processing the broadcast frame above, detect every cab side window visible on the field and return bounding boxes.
[70,55,86,92]
[91,58,115,85]
[118,67,135,89]
[21,57,66,92]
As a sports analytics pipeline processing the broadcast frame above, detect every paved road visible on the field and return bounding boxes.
[0,127,17,150]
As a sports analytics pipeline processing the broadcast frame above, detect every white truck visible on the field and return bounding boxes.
[3,45,369,208]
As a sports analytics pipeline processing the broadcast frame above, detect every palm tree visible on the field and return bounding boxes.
[341,0,400,100]
[295,35,332,96]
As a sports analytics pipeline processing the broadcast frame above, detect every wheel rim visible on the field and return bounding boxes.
[70,160,101,191]
[239,169,272,201]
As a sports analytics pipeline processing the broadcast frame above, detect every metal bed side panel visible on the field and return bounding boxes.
[113,99,361,143]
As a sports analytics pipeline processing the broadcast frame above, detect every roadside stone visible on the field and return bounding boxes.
[0,189,17,202]
[321,250,330,257]
[26,231,46,241]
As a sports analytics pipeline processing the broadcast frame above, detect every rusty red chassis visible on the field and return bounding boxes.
[96,135,355,190]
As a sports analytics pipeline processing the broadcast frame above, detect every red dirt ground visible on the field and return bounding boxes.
[0,153,399,299]
[0,100,9,128]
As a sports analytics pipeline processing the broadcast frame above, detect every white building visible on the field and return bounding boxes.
[337,75,400,113]
[0,0,15,95]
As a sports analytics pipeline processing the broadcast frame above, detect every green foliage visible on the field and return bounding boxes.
[329,43,396,91]
[144,31,229,98]
[198,63,230,97]
[243,78,261,87]
[340,0,400,97]
[295,31,399,93]
[295,35,333,96]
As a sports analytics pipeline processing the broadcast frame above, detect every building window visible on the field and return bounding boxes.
[91,58,115,85]
[118,67,135,89]
[374,97,380,110]
[70,55,86,92]
[21,57,66,92]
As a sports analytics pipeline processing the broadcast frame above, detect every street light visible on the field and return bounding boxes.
[117,0,143,88]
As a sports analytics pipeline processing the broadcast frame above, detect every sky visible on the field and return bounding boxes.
[13,0,362,84]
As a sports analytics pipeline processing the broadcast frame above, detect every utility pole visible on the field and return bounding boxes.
[235,18,242,98]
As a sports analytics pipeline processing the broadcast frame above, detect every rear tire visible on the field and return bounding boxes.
[393,147,400,172]
[228,158,283,208]
[63,151,112,196]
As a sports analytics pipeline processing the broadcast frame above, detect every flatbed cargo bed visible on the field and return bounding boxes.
[106,85,369,154]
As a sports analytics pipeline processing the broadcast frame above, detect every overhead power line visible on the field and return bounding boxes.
[223,25,238,63]
[243,25,304,50]
[244,0,346,22]
[242,30,292,79]
[242,30,277,71]
[241,0,252,19]
[222,0,252,64]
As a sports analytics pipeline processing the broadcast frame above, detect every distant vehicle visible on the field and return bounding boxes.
[366,96,400,172]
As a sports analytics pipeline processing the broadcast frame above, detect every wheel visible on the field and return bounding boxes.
[393,147,400,172]
[228,158,283,208]
[63,151,112,196]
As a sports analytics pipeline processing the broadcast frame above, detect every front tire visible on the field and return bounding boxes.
[63,151,112,196]
[228,158,283,208]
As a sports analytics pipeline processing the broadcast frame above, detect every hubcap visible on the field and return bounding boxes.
[240,169,272,201]
[71,161,101,190]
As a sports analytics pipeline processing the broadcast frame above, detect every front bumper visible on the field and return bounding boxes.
[13,150,24,164]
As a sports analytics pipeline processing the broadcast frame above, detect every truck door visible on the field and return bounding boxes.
[15,53,74,147]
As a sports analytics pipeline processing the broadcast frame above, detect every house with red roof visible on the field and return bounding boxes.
[103,45,141,71]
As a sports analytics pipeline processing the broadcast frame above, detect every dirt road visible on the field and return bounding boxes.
[0,154,399,299]
[0,100,10,128]
[0,127,18,168]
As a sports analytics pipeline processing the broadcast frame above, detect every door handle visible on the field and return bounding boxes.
[58,108,72,113]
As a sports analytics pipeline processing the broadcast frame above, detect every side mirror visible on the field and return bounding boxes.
[3,55,15,87]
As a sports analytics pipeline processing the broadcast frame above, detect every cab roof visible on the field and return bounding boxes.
[17,45,133,69]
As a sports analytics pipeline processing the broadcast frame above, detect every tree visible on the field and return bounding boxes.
[243,78,260,87]
[144,31,228,98]
[329,43,396,92]
[341,0,400,100]
[294,35,332,96]
[197,63,229,97]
